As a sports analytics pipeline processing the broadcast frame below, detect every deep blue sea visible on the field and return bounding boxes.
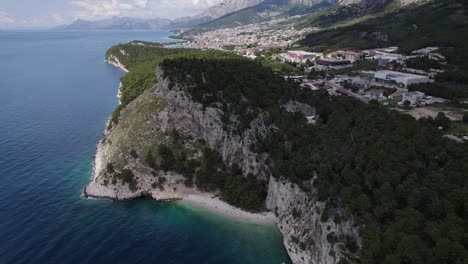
[0,31,290,264]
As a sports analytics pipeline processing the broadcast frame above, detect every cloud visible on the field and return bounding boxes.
[69,0,224,20]
[0,10,16,24]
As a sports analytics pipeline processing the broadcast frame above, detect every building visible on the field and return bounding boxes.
[402,91,425,106]
[315,58,352,69]
[374,70,431,87]
[345,51,365,62]
[373,52,406,65]
[287,50,318,60]
[363,50,376,57]
[329,50,365,63]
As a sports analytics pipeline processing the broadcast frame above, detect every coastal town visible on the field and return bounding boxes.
[174,15,319,50]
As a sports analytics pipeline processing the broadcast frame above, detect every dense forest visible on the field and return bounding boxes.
[160,57,468,263]
[409,82,468,100]
[408,69,468,100]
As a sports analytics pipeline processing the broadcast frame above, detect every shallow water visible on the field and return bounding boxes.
[0,30,291,264]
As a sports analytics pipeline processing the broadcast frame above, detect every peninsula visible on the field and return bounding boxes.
[85,41,467,264]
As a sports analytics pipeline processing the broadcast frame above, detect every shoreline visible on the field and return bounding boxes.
[84,186,276,225]
[181,194,276,225]
[84,141,274,225]
[105,56,129,73]
[87,60,276,225]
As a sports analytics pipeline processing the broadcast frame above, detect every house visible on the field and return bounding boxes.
[402,91,425,106]
[374,70,431,87]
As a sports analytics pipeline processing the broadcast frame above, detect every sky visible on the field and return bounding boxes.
[0,0,223,28]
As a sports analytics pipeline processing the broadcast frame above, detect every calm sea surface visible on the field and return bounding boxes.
[0,31,290,264]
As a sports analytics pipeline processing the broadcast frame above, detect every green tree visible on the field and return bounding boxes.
[145,150,156,169]
[157,144,175,171]
[434,112,450,130]
[463,112,468,123]
[403,100,411,109]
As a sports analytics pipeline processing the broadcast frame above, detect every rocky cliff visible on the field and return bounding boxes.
[267,177,361,264]
[155,67,272,180]
[85,56,362,263]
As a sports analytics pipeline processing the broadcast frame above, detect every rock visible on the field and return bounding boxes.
[267,177,361,264]
[156,67,271,180]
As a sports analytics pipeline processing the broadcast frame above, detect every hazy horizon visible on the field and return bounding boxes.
[0,0,224,29]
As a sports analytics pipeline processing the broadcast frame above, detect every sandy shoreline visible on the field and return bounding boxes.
[85,183,276,225]
[181,194,275,224]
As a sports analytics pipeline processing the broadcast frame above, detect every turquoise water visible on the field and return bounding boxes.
[0,31,290,263]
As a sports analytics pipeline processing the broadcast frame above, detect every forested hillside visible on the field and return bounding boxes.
[105,41,468,262]
[160,57,468,263]
[299,0,468,63]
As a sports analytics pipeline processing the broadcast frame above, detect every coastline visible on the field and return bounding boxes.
[84,59,277,225]
[85,114,275,225]
[105,55,129,73]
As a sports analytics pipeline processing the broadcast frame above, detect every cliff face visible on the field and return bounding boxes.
[84,87,199,200]
[86,63,361,263]
[156,67,271,181]
[267,177,361,264]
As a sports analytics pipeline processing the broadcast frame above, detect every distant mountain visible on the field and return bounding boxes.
[195,0,265,20]
[298,0,467,59]
[169,0,265,30]
[184,0,425,34]
[58,17,171,31]
[58,0,264,31]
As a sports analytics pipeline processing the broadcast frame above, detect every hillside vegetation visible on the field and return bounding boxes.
[299,0,468,65]
[160,57,468,263]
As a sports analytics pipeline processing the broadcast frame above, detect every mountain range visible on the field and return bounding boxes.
[58,0,263,31]
[184,0,424,34]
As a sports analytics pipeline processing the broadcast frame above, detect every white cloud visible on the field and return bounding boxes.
[0,10,16,24]
[69,0,224,20]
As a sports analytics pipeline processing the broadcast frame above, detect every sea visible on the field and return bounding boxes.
[0,30,291,264]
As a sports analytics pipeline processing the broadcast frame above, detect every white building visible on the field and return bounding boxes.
[402,91,425,106]
[374,70,431,87]
[287,50,318,60]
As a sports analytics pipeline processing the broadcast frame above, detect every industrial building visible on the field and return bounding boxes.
[374,70,431,87]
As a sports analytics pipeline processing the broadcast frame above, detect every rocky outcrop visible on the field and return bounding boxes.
[84,87,198,200]
[105,55,128,73]
[267,177,361,264]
